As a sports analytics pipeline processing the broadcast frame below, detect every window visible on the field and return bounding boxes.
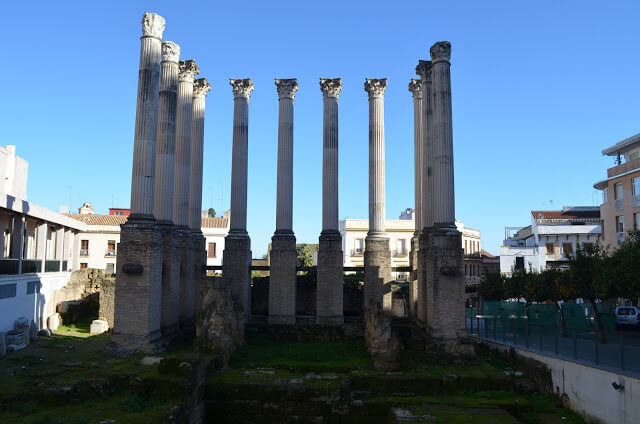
[603,188,609,204]
[80,240,89,256]
[397,239,406,255]
[80,263,88,269]
[0,283,16,299]
[515,256,524,270]
[633,177,640,196]
[582,242,594,252]
[208,242,217,258]
[354,238,364,254]
[614,183,624,200]
[105,263,115,274]
[616,216,625,233]
[562,243,573,255]
[114,211,124,216]
[26,281,41,294]
[546,243,554,255]
[635,213,640,230]
[106,240,116,256]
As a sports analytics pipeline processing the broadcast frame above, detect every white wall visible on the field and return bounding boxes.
[75,226,119,271]
[204,228,227,267]
[0,272,71,333]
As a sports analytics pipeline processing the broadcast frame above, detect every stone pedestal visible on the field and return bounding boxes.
[316,233,343,325]
[268,234,297,325]
[112,219,163,353]
[177,228,195,331]
[363,237,392,312]
[223,236,252,325]
[191,232,206,318]
[420,226,469,353]
[158,223,180,337]
[409,235,420,320]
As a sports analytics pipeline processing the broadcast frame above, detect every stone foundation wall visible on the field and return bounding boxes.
[363,237,392,312]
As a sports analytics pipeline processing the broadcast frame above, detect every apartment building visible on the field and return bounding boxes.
[593,133,640,248]
[500,207,602,275]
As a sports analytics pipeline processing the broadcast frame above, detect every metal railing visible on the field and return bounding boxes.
[105,249,116,257]
[633,195,640,207]
[466,316,640,374]
[615,198,624,210]
[350,249,364,256]
[392,249,408,257]
[80,249,89,256]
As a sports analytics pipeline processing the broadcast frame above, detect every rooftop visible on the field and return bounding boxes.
[531,207,600,222]
[602,132,640,156]
[66,214,229,229]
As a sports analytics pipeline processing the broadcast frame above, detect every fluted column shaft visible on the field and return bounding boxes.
[275,79,298,233]
[153,42,180,224]
[365,79,388,237]
[173,60,199,227]
[189,78,211,231]
[229,79,254,235]
[417,61,434,229]
[430,42,455,226]
[130,14,165,218]
[409,79,423,234]
[321,79,341,233]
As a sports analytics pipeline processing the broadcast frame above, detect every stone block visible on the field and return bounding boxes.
[178,229,195,330]
[158,224,180,338]
[222,235,252,320]
[408,235,420,320]
[14,317,30,346]
[191,233,206,319]
[90,319,109,334]
[111,219,163,353]
[47,313,61,331]
[316,234,343,325]
[363,237,392,312]
[6,330,25,346]
[38,329,52,337]
[30,320,38,341]
[268,234,297,325]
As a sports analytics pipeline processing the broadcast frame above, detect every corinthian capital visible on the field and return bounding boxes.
[275,78,299,100]
[408,79,422,99]
[141,12,165,38]
[364,78,388,99]
[178,60,200,83]
[415,60,432,82]
[161,42,180,63]
[319,78,342,99]
[230,78,254,99]
[193,78,211,98]
[430,41,451,64]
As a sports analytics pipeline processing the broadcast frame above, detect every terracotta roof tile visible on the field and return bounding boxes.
[201,217,228,228]
[65,214,128,226]
[531,209,600,221]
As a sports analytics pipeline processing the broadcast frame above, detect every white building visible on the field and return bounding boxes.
[500,207,602,275]
[0,145,85,334]
[65,208,230,273]
[340,209,482,281]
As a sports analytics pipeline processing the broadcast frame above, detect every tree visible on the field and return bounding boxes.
[525,268,562,303]
[606,230,640,303]
[207,207,216,217]
[478,272,505,301]
[296,244,313,268]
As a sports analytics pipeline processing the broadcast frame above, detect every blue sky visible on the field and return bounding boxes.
[1,1,638,256]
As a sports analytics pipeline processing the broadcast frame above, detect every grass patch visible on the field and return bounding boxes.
[229,337,370,371]
[54,321,93,338]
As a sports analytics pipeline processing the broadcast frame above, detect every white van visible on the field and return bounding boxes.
[615,306,640,328]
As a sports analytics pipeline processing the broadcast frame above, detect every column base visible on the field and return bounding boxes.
[223,235,252,324]
[176,227,195,331]
[316,232,343,326]
[268,233,296,325]
[420,226,467,349]
[111,220,163,354]
[409,234,420,321]
[191,231,206,319]
[363,236,392,313]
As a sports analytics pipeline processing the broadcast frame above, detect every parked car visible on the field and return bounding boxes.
[615,306,640,328]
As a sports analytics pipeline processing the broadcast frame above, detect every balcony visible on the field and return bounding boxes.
[80,249,89,256]
[607,157,640,178]
[350,249,364,257]
[392,249,408,257]
[617,232,626,243]
[105,249,116,257]
[615,198,624,210]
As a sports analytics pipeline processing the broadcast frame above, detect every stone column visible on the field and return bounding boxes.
[112,12,165,353]
[416,60,432,327]
[173,59,200,331]
[223,79,254,336]
[153,42,182,337]
[10,214,24,274]
[316,78,344,325]
[363,78,392,312]
[129,13,165,220]
[269,79,298,325]
[430,43,455,227]
[424,42,468,354]
[408,78,422,321]
[190,77,211,318]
